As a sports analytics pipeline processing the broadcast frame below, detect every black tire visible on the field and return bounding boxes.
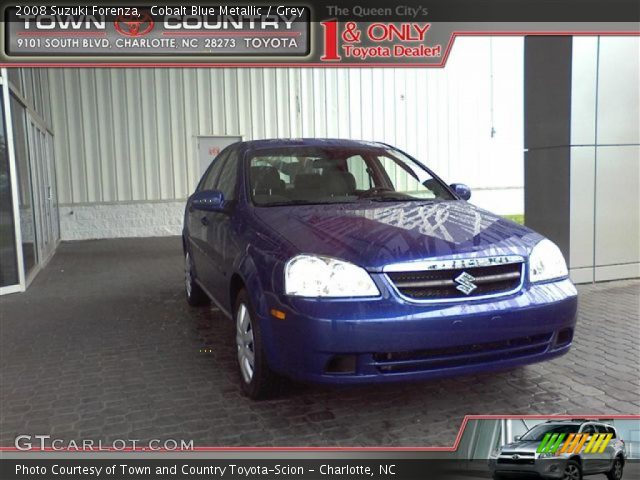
[234,289,277,400]
[563,460,582,480]
[184,251,210,307]
[606,457,624,480]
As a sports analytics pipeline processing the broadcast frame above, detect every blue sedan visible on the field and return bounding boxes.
[183,139,577,399]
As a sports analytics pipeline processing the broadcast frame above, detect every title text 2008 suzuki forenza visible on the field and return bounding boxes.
[183,139,578,398]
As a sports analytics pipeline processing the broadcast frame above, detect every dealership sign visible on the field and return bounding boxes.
[2,3,638,64]
[5,5,310,56]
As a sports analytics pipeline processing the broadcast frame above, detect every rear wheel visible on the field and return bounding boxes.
[235,289,277,399]
[563,461,582,480]
[607,457,624,480]
[184,251,210,307]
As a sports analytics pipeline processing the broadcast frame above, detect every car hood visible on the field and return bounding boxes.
[501,440,542,454]
[252,200,543,271]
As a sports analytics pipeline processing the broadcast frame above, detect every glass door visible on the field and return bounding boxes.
[10,94,38,279]
[0,86,21,290]
[27,114,58,263]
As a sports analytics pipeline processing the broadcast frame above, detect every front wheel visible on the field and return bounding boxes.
[607,457,624,480]
[235,289,277,400]
[563,460,582,480]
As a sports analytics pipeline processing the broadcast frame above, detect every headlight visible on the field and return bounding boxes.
[285,255,380,297]
[529,239,568,283]
[538,452,556,459]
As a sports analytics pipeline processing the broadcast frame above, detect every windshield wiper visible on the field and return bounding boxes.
[360,193,443,203]
[260,199,356,207]
[357,187,395,198]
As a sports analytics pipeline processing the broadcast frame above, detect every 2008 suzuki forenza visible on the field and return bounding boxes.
[183,139,578,399]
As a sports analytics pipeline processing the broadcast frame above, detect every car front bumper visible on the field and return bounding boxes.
[262,278,578,384]
[488,456,568,479]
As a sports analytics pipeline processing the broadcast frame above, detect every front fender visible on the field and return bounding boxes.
[234,246,288,374]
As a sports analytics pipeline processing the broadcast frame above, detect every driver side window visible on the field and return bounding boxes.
[346,155,372,190]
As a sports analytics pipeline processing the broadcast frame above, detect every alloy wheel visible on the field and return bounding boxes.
[236,303,255,383]
[613,459,622,480]
[564,464,580,480]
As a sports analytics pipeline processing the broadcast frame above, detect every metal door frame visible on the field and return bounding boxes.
[0,72,25,294]
[0,67,58,295]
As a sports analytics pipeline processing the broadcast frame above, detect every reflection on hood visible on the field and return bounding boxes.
[253,200,542,269]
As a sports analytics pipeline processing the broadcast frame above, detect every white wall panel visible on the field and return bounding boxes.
[94,70,117,202]
[597,37,640,145]
[571,37,598,146]
[595,145,640,267]
[568,36,639,282]
[48,37,524,212]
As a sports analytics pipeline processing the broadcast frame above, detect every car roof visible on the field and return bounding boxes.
[541,420,615,428]
[237,138,388,151]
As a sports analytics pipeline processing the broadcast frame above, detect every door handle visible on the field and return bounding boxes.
[200,216,209,226]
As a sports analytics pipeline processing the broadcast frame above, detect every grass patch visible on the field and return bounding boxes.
[503,214,524,225]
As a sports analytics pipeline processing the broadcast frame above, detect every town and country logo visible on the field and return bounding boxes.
[114,11,155,37]
[537,432,614,455]
[454,271,477,295]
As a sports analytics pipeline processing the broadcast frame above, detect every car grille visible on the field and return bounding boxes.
[386,261,523,300]
[373,333,552,373]
[497,452,536,465]
[497,457,535,465]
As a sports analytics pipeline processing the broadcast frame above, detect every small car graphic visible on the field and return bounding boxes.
[489,420,626,480]
[183,139,578,399]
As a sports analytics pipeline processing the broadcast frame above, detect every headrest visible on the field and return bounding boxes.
[324,171,356,195]
[280,162,302,177]
[251,166,282,193]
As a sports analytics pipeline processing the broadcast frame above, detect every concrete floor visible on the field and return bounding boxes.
[1,238,639,447]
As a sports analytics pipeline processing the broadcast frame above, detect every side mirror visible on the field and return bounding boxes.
[190,189,225,211]
[450,183,471,201]
[514,435,522,442]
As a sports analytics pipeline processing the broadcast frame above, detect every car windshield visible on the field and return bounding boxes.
[520,424,581,441]
[247,145,455,206]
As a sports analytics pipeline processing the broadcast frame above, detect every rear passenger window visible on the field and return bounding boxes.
[595,425,608,434]
[607,427,617,438]
[199,149,230,191]
[215,149,239,200]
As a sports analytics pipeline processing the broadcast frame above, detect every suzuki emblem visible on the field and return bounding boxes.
[454,271,477,295]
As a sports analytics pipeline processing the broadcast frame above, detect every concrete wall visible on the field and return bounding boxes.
[46,37,526,240]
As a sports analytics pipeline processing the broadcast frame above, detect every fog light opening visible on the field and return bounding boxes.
[325,355,357,374]
[555,328,574,346]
